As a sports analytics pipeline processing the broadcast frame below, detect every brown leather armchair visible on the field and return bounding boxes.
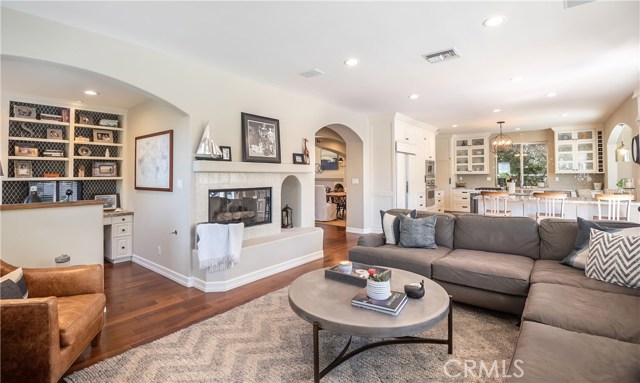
[0,260,106,383]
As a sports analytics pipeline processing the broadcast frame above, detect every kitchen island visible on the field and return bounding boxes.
[474,195,640,223]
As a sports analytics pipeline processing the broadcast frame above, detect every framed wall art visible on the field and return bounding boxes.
[241,113,281,163]
[220,146,232,161]
[135,130,173,192]
[94,194,119,211]
[293,153,305,164]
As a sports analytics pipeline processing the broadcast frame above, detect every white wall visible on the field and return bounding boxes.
[1,9,371,281]
[605,94,639,197]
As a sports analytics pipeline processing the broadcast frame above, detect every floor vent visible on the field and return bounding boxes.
[422,48,461,64]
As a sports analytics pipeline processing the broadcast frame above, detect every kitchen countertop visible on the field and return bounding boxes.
[104,210,134,217]
[472,195,640,204]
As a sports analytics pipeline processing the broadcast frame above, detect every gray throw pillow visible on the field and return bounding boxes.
[0,268,28,299]
[586,229,640,289]
[380,210,416,245]
[561,217,619,269]
[398,214,438,249]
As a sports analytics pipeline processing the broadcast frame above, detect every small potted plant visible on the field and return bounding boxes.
[367,268,391,300]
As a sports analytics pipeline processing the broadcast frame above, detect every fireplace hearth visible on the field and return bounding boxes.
[208,187,271,227]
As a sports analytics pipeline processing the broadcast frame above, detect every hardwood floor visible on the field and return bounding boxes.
[68,224,358,374]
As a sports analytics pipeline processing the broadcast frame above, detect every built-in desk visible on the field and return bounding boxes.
[103,211,134,263]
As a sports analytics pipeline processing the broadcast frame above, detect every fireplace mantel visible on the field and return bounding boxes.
[193,160,314,174]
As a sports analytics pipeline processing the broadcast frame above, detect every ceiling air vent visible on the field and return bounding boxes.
[422,48,461,64]
[298,68,325,78]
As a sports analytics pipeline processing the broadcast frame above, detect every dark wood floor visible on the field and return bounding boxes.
[68,224,358,374]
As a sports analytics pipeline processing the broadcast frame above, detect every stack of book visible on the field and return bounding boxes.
[43,149,64,157]
[351,290,408,316]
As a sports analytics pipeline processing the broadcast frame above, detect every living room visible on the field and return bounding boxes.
[0,1,638,382]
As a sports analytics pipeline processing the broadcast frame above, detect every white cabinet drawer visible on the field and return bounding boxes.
[116,236,132,256]
[112,215,132,224]
[113,222,132,238]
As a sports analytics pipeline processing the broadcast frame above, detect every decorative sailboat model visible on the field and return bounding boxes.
[195,121,223,160]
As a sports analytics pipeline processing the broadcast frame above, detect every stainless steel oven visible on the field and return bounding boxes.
[426,178,436,207]
[425,160,435,178]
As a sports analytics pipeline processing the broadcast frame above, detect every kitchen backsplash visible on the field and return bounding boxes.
[455,173,606,191]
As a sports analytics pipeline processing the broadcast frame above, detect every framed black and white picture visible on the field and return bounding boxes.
[241,113,281,163]
[94,194,119,211]
[293,153,305,164]
[220,146,232,161]
[135,130,173,192]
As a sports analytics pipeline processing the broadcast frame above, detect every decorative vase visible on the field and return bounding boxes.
[367,279,391,300]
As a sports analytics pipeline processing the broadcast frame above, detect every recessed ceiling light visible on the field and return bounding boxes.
[482,15,507,28]
[515,128,521,131]
[75,100,84,103]
[83,90,99,96]
[408,94,420,100]
[492,108,502,113]
[344,58,359,67]
[546,92,557,97]
[510,76,523,82]
[452,124,458,128]
[561,113,568,117]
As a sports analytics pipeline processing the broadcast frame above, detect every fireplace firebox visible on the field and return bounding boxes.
[208,187,272,227]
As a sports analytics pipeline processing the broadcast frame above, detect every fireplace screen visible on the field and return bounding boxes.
[208,187,272,227]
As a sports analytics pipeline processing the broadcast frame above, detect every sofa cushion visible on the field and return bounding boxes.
[348,245,451,278]
[505,321,640,383]
[386,209,456,249]
[380,209,416,245]
[539,218,640,261]
[398,214,437,249]
[560,217,621,269]
[530,260,640,297]
[432,249,534,296]
[57,293,106,347]
[523,283,640,343]
[586,229,640,289]
[453,215,539,259]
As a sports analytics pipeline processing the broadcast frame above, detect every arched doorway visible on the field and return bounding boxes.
[606,123,634,189]
[314,124,364,231]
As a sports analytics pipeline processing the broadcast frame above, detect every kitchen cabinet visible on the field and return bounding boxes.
[552,128,599,173]
[452,189,472,212]
[103,213,134,263]
[453,135,489,174]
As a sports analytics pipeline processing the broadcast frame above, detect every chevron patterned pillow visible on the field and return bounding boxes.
[586,229,640,289]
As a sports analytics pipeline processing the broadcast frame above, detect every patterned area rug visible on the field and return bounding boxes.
[65,288,519,383]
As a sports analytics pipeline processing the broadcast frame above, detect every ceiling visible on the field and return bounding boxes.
[2,1,639,134]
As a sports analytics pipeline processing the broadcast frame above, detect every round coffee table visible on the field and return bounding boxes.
[289,267,452,382]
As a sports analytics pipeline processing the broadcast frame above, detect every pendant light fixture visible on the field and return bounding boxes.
[489,121,513,154]
[615,141,630,162]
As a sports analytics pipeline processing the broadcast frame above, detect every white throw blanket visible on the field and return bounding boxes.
[196,223,244,272]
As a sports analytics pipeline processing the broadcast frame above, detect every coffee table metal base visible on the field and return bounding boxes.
[312,297,453,382]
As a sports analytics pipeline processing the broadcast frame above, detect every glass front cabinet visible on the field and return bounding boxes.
[453,136,489,174]
[553,128,598,173]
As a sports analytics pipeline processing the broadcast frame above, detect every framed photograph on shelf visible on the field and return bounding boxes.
[293,153,305,164]
[93,130,113,143]
[135,130,173,192]
[94,194,119,211]
[92,161,117,177]
[14,143,38,157]
[78,114,93,125]
[13,105,37,119]
[241,113,281,163]
[47,128,63,140]
[220,146,232,161]
[13,161,32,178]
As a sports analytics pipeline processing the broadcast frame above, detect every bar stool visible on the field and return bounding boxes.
[481,191,511,216]
[595,194,633,221]
[532,192,567,220]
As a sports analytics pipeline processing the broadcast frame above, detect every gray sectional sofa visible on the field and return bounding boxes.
[348,209,640,382]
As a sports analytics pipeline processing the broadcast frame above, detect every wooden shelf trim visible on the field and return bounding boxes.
[0,200,104,211]
[9,117,69,126]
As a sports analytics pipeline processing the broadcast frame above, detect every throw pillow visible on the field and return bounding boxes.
[380,210,416,245]
[0,280,24,299]
[398,214,438,249]
[586,229,640,289]
[0,268,28,299]
[560,217,620,269]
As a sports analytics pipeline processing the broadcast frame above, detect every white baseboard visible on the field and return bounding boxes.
[191,250,323,292]
[132,255,194,288]
[132,250,324,292]
[346,227,372,234]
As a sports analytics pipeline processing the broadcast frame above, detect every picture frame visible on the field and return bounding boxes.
[14,143,38,157]
[94,194,119,211]
[13,160,32,178]
[220,146,232,161]
[77,146,92,156]
[47,128,63,140]
[293,153,305,164]
[135,130,173,192]
[93,130,113,143]
[78,114,93,125]
[92,161,117,177]
[241,113,281,163]
[13,105,37,119]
